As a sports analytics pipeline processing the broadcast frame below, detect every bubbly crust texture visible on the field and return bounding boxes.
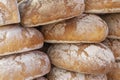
[47,67,107,80]
[41,14,108,43]
[103,39,120,60]
[0,25,44,56]
[85,0,120,13]
[0,0,20,26]
[48,43,115,74]
[101,14,120,39]
[19,0,85,27]
[35,77,48,80]
[0,51,51,80]
[107,62,120,80]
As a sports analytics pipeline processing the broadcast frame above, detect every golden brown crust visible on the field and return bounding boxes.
[103,39,120,60]
[0,0,20,26]
[101,14,120,39]
[47,67,107,80]
[0,25,44,56]
[48,43,115,74]
[19,0,85,27]
[85,0,120,13]
[0,50,51,80]
[41,14,108,43]
[107,62,120,80]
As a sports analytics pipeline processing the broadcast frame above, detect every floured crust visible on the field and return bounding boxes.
[47,67,107,80]
[48,43,115,74]
[107,62,120,80]
[101,14,120,39]
[0,25,44,56]
[85,0,120,13]
[103,39,120,60]
[0,50,51,80]
[0,0,20,26]
[41,14,108,43]
[19,0,85,27]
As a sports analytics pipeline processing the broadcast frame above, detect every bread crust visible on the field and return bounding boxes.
[0,0,20,26]
[0,25,44,56]
[103,39,120,60]
[107,62,120,80]
[41,14,108,43]
[85,0,120,13]
[0,51,51,80]
[47,67,107,80]
[101,14,120,39]
[19,0,85,27]
[48,43,115,74]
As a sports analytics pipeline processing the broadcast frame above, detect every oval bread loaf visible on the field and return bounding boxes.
[0,25,44,56]
[41,14,108,43]
[48,43,115,74]
[0,51,51,80]
[19,0,85,27]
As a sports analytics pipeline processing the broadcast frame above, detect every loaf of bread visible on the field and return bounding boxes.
[48,43,115,74]
[103,39,120,60]
[107,62,120,80]
[0,25,44,56]
[47,67,107,80]
[0,50,51,80]
[19,0,85,27]
[85,0,120,13]
[41,14,108,43]
[35,77,48,80]
[101,14,120,39]
[0,0,20,26]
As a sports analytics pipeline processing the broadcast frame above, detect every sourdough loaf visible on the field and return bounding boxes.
[48,43,115,74]
[41,14,108,43]
[19,0,85,27]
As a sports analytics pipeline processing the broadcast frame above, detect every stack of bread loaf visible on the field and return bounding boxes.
[0,0,120,80]
[0,0,51,80]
